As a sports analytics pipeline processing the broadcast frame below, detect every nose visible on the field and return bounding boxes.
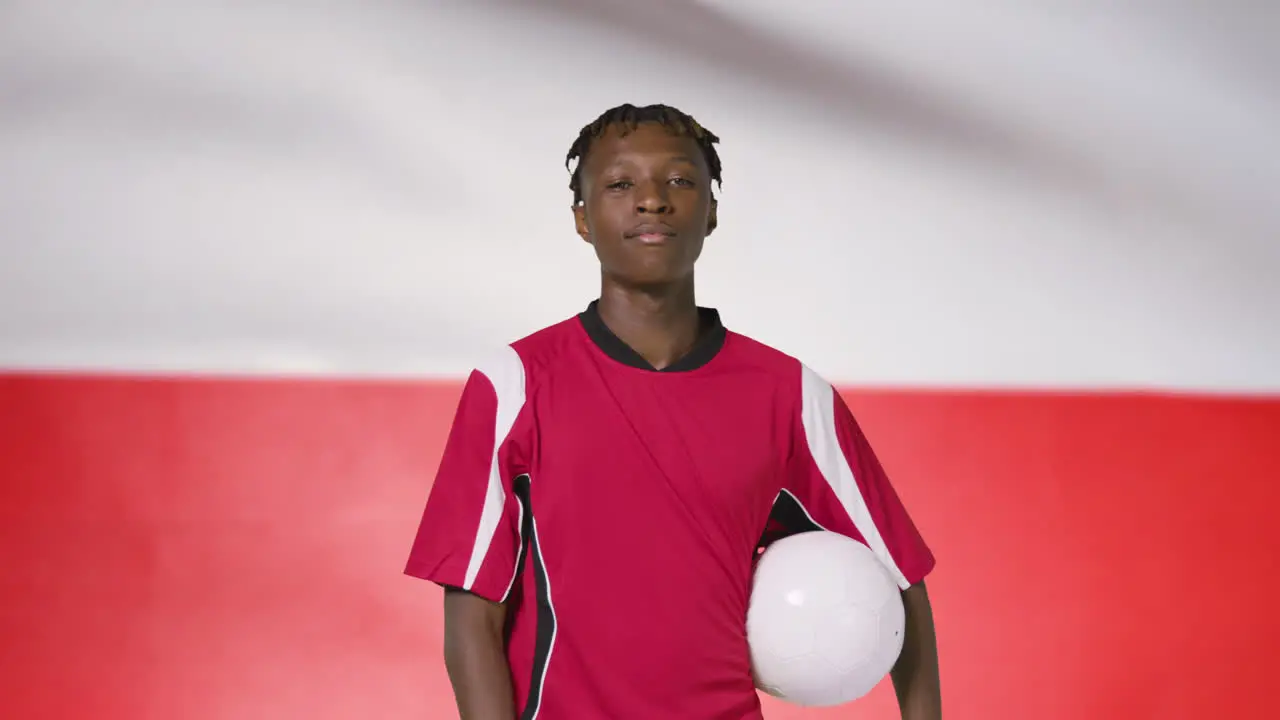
[635,179,671,215]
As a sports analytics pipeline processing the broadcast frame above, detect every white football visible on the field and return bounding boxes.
[746,530,906,707]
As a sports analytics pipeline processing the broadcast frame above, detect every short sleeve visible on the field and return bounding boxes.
[404,347,529,603]
[783,365,935,589]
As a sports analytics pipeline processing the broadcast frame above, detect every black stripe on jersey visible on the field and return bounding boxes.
[772,488,824,532]
[755,488,825,555]
[513,476,556,720]
[501,475,533,635]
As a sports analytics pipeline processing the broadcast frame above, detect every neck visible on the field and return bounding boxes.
[597,277,700,370]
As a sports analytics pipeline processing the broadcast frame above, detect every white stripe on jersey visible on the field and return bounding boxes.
[463,345,527,591]
[799,365,912,590]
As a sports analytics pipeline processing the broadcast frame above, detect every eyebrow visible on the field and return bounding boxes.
[601,154,699,170]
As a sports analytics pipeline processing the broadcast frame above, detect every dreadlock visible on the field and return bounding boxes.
[565,103,722,205]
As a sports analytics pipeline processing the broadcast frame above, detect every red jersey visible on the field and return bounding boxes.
[405,302,935,719]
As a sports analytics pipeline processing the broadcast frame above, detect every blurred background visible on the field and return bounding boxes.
[1,2,1278,718]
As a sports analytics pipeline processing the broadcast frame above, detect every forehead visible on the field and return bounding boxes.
[583,122,706,172]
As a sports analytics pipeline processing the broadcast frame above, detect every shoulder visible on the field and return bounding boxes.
[471,314,582,392]
[721,330,838,402]
[722,330,827,381]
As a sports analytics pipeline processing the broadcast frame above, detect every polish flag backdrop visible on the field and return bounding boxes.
[2,3,1278,718]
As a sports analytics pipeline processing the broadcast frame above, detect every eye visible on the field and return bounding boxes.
[606,180,633,191]
[669,177,696,188]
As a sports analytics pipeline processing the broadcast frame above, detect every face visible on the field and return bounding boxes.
[573,122,717,287]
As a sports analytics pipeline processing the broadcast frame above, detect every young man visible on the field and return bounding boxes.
[405,104,941,719]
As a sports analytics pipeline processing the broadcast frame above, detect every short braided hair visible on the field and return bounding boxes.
[565,103,722,205]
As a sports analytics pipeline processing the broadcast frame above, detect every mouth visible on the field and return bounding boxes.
[625,223,677,244]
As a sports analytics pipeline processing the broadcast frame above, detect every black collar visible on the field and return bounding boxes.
[578,300,726,372]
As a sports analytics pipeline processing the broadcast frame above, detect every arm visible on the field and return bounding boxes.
[891,582,941,720]
[403,350,530,718]
[785,365,941,717]
[443,588,516,720]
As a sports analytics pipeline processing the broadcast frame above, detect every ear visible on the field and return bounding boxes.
[573,204,591,244]
[705,197,718,236]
